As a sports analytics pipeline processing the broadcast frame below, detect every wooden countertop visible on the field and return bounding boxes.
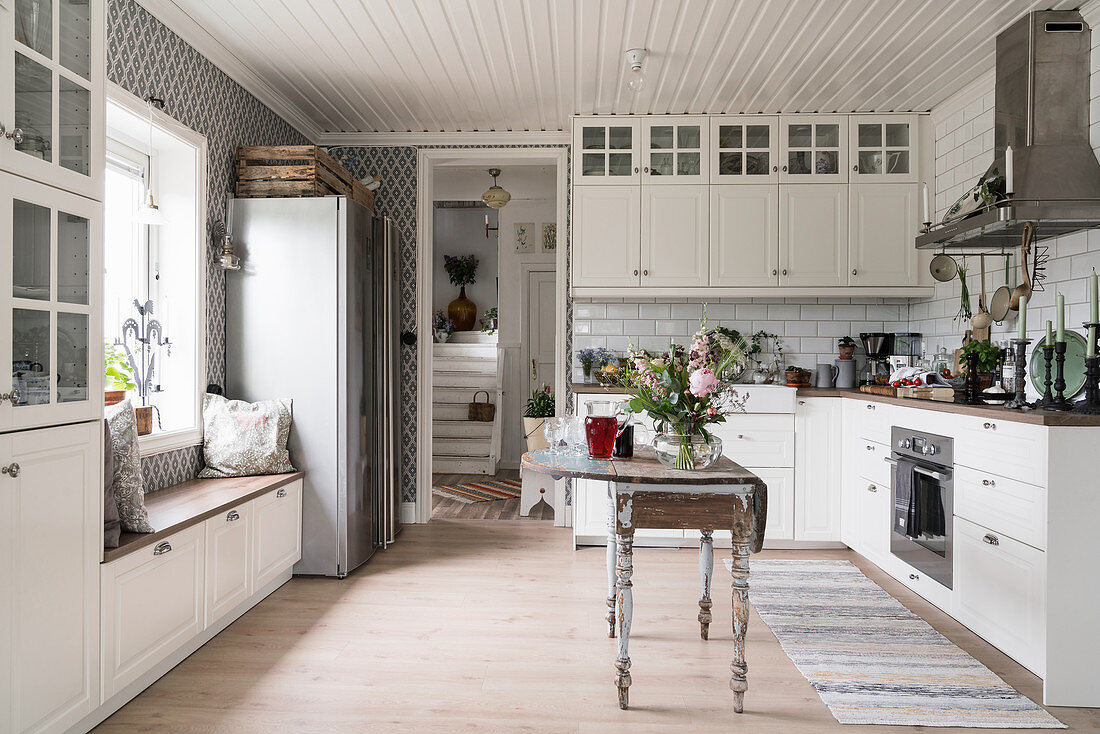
[105,472,304,563]
[571,382,627,394]
[522,447,763,487]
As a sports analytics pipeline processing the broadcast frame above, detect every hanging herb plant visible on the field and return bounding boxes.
[955,262,972,322]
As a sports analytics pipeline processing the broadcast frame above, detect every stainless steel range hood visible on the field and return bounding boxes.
[916,10,1100,250]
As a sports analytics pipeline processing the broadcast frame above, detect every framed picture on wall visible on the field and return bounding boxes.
[542,222,557,253]
[515,222,535,253]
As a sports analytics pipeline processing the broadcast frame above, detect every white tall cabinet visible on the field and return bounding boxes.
[0,2,105,732]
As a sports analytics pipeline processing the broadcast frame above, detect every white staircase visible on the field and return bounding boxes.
[432,331,503,475]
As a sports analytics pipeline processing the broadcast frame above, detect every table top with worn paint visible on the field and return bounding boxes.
[521,447,763,487]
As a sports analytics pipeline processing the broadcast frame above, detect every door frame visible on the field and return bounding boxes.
[415,147,569,524]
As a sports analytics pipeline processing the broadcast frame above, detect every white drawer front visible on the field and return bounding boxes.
[854,400,892,444]
[855,439,891,488]
[712,415,794,468]
[954,516,1045,677]
[954,466,1046,551]
[955,416,1047,488]
[101,524,205,699]
[254,480,303,587]
[205,502,254,626]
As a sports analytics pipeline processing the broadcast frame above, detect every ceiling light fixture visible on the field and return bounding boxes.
[136,96,167,226]
[481,168,511,209]
[625,48,648,94]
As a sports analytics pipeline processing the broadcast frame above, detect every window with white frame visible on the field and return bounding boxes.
[104,91,205,449]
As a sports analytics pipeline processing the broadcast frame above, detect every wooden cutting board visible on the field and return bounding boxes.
[858,384,956,402]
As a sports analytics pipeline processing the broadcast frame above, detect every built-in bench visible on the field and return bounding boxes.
[82,471,304,733]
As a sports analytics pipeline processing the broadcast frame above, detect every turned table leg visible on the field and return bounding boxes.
[698,529,714,640]
[615,528,635,710]
[605,481,617,638]
[729,539,750,713]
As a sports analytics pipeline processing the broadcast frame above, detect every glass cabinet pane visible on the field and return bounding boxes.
[788,150,812,175]
[745,125,770,148]
[650,125,673,149]
[815,124,839,148]
[788,124,812,148]
[13,199,51,301]
[15,53,53,162]
[14,0,53,57]
[60,0,92,80]
[886,123,909,147]
[719,152,742,175]
[582,153,604,176]
[858,124,881,147]
[57,313,89,403]
[59,79,90,175]
[858,150,882,174]
[677,152,700,176]
[57,211,89,304]
[745,152,769,175]
[12,308,51,406]
[886,150,909,174]
[582,127,605,150]
[677,126,700,149]
[650,152,673,176]
[815,150,838,175]
[608,153,632,176]
[608,127,632,150]
[719,125,742,149]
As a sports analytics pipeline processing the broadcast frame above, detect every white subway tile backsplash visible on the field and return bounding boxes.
[705,303,737,319]
[767,304,801,320]
[736,304,769,319]
[800,305,833,319]
[671,303,703,320]
[638,303,671,319]
[833,304,866,319]
[783,320,818,337]
[622,319,656,335]
[655,319,689,335]
[573,303,606,319]
[591,320,624,335]
[606,303,640,319]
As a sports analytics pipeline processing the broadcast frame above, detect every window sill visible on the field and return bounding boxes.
[138,428,203,457]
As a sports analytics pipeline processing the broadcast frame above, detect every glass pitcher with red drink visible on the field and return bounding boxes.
[585,401,650,459]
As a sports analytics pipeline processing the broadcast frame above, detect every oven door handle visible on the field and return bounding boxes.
[883,456,950,482]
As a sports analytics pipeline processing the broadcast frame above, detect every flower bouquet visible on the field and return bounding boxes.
[619,314,748,470]
[576,347,615,383]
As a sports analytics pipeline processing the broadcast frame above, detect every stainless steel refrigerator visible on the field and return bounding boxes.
[226,196,402,577]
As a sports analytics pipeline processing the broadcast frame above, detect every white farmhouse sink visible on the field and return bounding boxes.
[726,384,797,414]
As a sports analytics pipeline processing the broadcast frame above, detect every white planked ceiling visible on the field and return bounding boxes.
[138,0,1079,141]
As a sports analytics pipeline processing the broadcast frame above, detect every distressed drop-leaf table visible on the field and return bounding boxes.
[521,447,767,712]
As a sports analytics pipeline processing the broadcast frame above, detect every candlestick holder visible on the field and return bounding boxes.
[1072,322,1100,414]
[1046,340,1073,411]
[1035,344,1058,409]
[920,221,932,234]
[1004,338,1032,410]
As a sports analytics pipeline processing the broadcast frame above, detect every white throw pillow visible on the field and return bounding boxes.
[198,393,296,478]
[105,400,154,533]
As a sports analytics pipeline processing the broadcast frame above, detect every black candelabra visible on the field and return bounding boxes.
[1072,322,1100,414]
[1004,338,1032,410]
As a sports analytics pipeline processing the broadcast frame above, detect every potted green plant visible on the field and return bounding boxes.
[104,342,136,406]
[837,336,856,360]
[784,365,811,387]
[443,254,478,331]
[480,307,498,335]
[432,311,454,343]
[959,339,1001,390]
[523,384,555,451]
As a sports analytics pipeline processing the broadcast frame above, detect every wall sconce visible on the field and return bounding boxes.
[213,222,240,271]
[484,213,498,239]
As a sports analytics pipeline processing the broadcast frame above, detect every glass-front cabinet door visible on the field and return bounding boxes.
[779,115,848,183]
[641,116,708,184]
[849,114,918,183]
[572,117,641,185]
[710,117,779,184]
[0,171,101,430]
[0,0,104,201]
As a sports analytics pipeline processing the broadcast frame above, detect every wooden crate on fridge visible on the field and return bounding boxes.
[235,145,375,211]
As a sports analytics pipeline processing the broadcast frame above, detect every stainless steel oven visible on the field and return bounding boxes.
[886,427,953,589]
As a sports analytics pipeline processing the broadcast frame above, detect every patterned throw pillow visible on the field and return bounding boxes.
[105,400,154,533]
[198,393,296,478]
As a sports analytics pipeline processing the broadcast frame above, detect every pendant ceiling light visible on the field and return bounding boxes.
[481,168,511,209]
[136,96,167,226]
[625,48,648,94]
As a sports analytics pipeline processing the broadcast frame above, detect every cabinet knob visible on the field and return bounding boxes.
[798,400,806,405]
[772,165,778,172]
[0,388,20,405]
[0,123,24,144]
[781,268,788,276]
[982,422,996,431]
[909,573,919,580]
[643,269,648,276]
[226,510,241,522]
[853,164,859,172]
[983,533,1000,546]
[633,269,639,276]
[276,488,288,498]
[643,166,649,173]
[865,444,874,451]
[633,166,639,173]
[1,462,19,478]
[736,434,744,439]
[153,541,172,556]
[981,478,996,487]
[851,269,857,276]
[772,269,778,276]
[867,484,877,493]
[866,404,875,410]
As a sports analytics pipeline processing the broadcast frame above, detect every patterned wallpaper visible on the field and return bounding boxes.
[107,0,309,491]
[329,145,572,504]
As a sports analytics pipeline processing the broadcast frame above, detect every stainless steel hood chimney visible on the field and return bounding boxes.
[916,10,1100,250]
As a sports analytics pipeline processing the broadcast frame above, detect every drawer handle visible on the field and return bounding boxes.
[153,541,172,556]
[981,478,996,487]
[1,462,19,478]
[983,533,1000,546]
[983,422,997,430]
[909,573,919,580]
[866,404,875,411]
[865,444,874,451]
[0,388,20,405]
[276,488,288,498]
[736,434,745,439]
[226,510,240,522]
[798,400,805,406]
[867,484,877,493]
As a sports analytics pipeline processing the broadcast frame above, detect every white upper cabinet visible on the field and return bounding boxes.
[641,116,708,184]
[780,184,848,287]
[0,172,102,431]
[711,185,779,287]
[849,114,918,183]
[573,118,641,185]
[779,115,848,183]
[641,184,708,287]
[710,117,779,184]
[0,0,105,201]
[572,185,640,287]
[849,183,918,286]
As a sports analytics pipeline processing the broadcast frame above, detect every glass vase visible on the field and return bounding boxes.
[652,433,723,471]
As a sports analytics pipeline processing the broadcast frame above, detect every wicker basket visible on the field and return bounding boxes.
[468,390,495,422]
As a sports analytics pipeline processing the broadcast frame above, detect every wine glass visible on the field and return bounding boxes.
[565,415,586,455]
[544,417,564,455]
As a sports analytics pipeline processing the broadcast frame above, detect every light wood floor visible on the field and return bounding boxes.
[94,521,1099,733]
[432,470,554,521]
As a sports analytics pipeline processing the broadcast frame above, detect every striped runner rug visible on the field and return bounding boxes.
[723,559,1065,728]
[432,478,522,504]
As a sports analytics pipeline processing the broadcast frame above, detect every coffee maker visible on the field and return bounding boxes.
[860,332,894,385]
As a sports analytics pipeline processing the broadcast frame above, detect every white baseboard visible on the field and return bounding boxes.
[68,567,294,734]
[401,501,418,524]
